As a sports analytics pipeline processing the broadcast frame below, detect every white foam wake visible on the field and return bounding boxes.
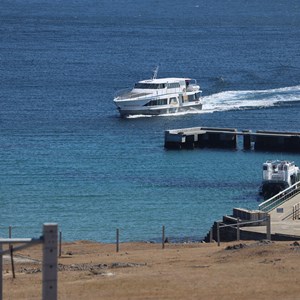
[202,85,300,112]
[126,85,300,118]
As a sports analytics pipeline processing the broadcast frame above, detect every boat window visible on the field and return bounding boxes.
[187,93,200,102]
[167,83,180,89]
[169,97,178,104]
[134,83,165,89]
[188,94,196,102]
[144,99,168,106]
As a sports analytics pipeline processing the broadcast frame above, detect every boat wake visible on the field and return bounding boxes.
[203,84,300,113]
[126,85,300,118]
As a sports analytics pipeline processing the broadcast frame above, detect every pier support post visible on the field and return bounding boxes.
[242,130,252,150]
[266,215,271,241]
[42,223,58,300]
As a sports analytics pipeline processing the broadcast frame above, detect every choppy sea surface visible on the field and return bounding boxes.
[1,0,300,242]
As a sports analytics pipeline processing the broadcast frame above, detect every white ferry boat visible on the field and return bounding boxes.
[260,160,300,199]
[113,68,202,117]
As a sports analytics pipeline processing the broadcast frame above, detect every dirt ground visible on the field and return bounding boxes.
[2,240,300,299]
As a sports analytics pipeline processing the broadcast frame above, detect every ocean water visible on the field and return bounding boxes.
[1,0,300,242]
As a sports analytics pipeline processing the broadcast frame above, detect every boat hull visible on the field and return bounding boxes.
[117,102,203,117]
[260,181,289,200]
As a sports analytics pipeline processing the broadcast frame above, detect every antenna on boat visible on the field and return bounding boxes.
[152,65,159,79]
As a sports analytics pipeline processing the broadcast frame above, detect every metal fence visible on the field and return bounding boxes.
[215,215,271,246]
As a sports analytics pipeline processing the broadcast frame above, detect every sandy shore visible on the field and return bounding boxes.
[2,240,300,299]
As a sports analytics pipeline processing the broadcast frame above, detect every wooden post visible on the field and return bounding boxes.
[42,223,58,300]
[217,222,220,246]
[266,215,271,241]
[162,225,165,249]
[236,219,240,241]
[116,229,119,253]
[0,242,2,300]
[8,226,12,250]
[59,231,62,257]
[9,245,15,279]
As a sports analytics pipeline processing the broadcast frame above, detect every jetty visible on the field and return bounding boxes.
[205,182,300,243]
[164,127,300,152]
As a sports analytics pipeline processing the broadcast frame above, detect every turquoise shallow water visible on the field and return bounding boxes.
[1,0,300,242]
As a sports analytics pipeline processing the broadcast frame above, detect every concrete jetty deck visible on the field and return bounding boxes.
[165,127,300,152]
[242,192,300,238]
[206,182,300,242]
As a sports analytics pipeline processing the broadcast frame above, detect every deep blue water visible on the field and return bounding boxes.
[1,0,300,242]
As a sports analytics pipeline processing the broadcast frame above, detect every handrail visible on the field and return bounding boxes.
[218,218,268,228]
[216,215,271,246]
[114,83,201,101]
[281,202,300,221]
[259,181,300,212]
[292,202,300,220]
[115,88,183,100]
[0,238,42,256]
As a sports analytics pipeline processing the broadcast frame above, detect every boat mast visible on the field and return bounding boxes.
[152,65,159,79]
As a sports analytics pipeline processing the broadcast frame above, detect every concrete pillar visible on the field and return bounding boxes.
[242,130,252,150]
[42,223,58,300]
[232,134,237,149]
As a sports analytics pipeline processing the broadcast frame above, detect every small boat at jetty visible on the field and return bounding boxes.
[113,67,202,117]
[260,160,300,199]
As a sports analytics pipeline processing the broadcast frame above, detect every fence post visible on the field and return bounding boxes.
[10,245,15,279]
[59,231,62,257]
[162,225,165,249]
[8,226,12,249]
[42,223,58,300]
[217,222,220,246]
[266,215,271,241]
[116,229,119,253]
[0,242,2,300]
[236,219,240,241]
